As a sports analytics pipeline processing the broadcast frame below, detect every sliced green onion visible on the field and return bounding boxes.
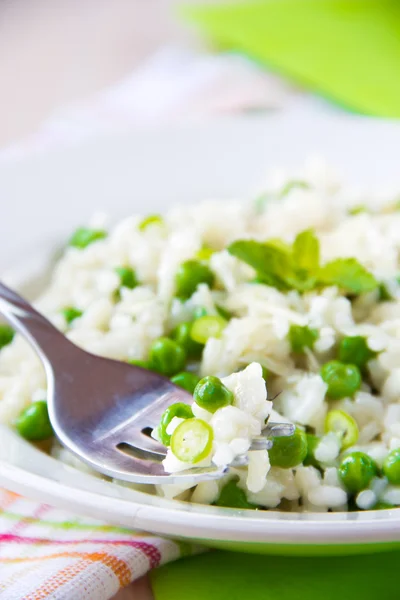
[348,205,368,215]
[62,307,83,325]
[190,315,227,345]
[325,409,359,450]
[68,227,107,249]
[138,214,164,231]
[196,247,214,261]
[158,402,194,446]
[170,418,213,463]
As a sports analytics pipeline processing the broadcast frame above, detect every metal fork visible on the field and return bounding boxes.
[0,282,293,485]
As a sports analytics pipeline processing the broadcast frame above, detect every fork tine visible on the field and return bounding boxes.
[84,443,229,485]
[262,422,295,438]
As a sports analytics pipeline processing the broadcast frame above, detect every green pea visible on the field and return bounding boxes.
[128,359,150,369]
[338,452,377,493]
[15,400,53,441]
[320,360,361,400]
[138,214,164,231]
[149,337,186,376]
[214,478,258,509]
[158,402,194,446]
[171,322,203,358]
[0,324,14,349]
[193,376,233,413]
[373,501,394,510]
[303,433,320,468]
[383,449,400,485]
[175,260,215,299]
[68,227,107,249]
[190,315,227,345]
[338,335,376,371]
[288,324,318,354]
[171,372,201,395]
[62,307,83,325]
[268,428,308,469]
[115,266,138,289]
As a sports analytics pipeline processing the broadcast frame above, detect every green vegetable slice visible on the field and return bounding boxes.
[68,228,107,249]
[138,214,164,231]
[325,409,359,450]
[190,315,227,344]
[170,418,213,463]
[196,247,214,261]
[158,402,194,446]
[279,180,310,198]
[62,307,83,325]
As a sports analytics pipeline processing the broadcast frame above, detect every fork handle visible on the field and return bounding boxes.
[0,281,73,369]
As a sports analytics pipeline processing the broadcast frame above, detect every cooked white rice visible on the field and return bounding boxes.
[1,159,400,513]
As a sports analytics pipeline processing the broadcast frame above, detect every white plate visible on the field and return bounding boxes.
[1,112,400,555]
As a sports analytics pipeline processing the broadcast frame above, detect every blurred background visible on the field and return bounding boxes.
[0,0,218,147]
[2,0,399,157]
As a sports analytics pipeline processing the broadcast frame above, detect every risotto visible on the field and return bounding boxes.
[1,160,400,513]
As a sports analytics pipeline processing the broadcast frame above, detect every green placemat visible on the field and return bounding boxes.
[151,549,399,600]
[182,0,400,118]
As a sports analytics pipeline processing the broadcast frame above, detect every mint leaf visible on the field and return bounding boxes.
[293,229,320,272]
[318,258,378,294]
[229,239,317,292]
[279,180,310,198]
[228,240,294,290]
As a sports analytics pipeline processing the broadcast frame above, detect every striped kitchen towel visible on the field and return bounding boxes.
[0,489,194,600]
